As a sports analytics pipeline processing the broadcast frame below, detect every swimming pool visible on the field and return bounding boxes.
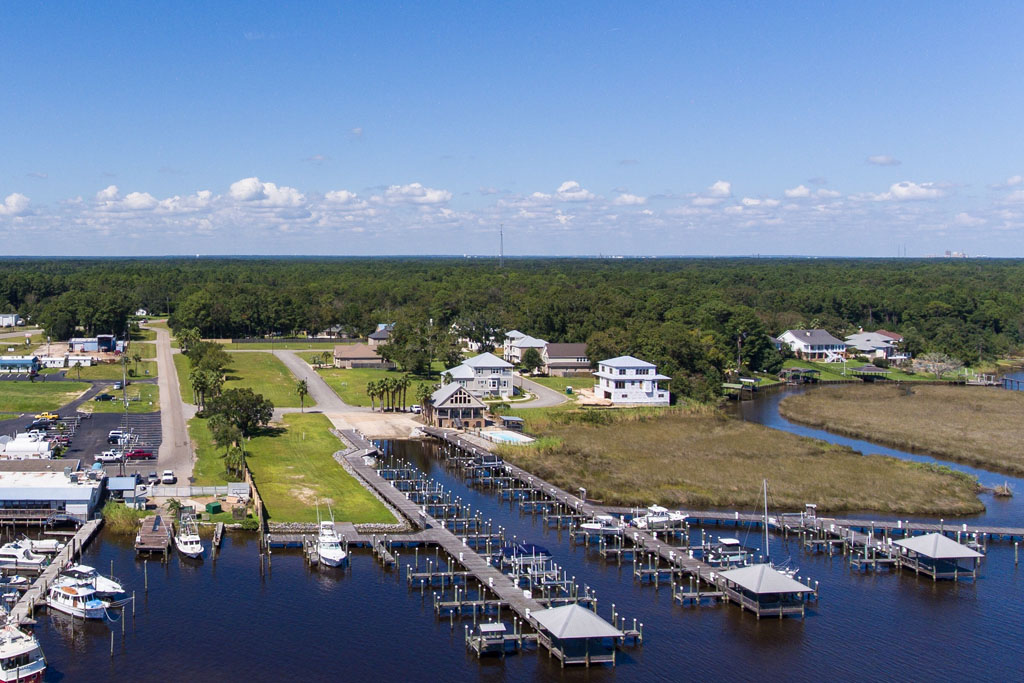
[481,429,535,444]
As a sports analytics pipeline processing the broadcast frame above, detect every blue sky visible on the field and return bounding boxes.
[2,1,1023,256]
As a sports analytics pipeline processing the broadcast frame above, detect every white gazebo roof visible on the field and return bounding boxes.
[719,564,810,595]
[894,533,984,560]
[531,604,623,639]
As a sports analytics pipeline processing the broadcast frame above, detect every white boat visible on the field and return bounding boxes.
[0,623,46,682]
[579,514,624,534]
[316,504,347,567]
[21,537,63,555]
[707,537,755,567]
[55,565,125,598]
[174,514,204,559]
[45,583,108,619]
[0,543,46,572]
[631,505,686,530]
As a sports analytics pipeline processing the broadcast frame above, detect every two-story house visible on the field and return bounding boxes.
[429,384,487,429]
[504,335,547,364]
[593,355,670,405]
[542,343,590,376]
[442,352,514,398]
[777,329,848,362]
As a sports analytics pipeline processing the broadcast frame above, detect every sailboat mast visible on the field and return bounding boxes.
[763,479,770,563]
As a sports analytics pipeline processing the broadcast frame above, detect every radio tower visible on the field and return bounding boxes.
[499,223,504,268]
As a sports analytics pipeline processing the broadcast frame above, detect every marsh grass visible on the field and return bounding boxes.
[780,384,1024,477]
[102,501,149,534]
[498,406,982,515]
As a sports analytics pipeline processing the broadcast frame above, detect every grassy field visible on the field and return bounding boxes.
[226,340,349,350]
[0,381,91,413]
[188,417,235,486]
[71,360,158,381]
[134,342,157,359]
[223,352,301,407]
[1,332,45,356]
[528,374,592,394]
[780,384,1024,477]
[173,353,193,403]
[86,384,159,414]
[497,406,982,515]
[131,328,157,342]
[316,367,437,407]
[245,413,395,523]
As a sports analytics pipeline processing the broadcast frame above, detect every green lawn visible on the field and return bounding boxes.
[528,374,592,394]
[188,417,235,486]
[86,384,159,413]
[783,358,944,383]
[315,367,438,407]
[131,328,157,342]
[0,333,45,356]
[0,381,91,413]
[226,340,349,350]
[134,342,157,359]
[224,352,302,407]
[71,360,158,381]
[297,351,335,366]
[245,413,395,523]
[173,353,193,403]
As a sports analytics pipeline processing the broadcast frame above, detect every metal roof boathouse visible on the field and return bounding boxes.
[717,564,814,619]
[529,603,624,667]
[893,533,984,581]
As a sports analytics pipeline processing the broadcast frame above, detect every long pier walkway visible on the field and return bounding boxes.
[9,519,104,625]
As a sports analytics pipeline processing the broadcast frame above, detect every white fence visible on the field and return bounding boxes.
[150,486,228,497]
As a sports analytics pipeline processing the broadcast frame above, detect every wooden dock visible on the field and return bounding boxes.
[135,514,171,557]
[8,519,104,625]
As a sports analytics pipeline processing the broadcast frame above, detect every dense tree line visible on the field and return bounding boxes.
[3,257,1024,399]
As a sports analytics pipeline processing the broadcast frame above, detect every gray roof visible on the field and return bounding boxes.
[430,383,486,408]
[597,355,656,369]
[894,533,984,560]
[368,329,391,340]
[845,332,896,349]
[443,364,475,379]
[853,364,890,374]
[505,330,525,339]
[511,335,547,348]
[544,343,588,359]
[108,476,141,491]
[461,352,512,369]
[782,329,847,346]
[530,604,623,640]
[719,564,811,594]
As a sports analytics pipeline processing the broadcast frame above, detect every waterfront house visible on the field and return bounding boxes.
[844,331,899,359]
[504,335,547,365]
[542,343,590,376]
[0,469,104,522]
[893,533,983,581]
[332,343,395,369]
[777,329,848,362]
[429,384,487,430]
[717,563,812,618]
[442,352,514,398]
[593,356,670,405]
[529,603,623,667]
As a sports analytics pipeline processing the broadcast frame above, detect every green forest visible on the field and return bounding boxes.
[2,257,1021,399]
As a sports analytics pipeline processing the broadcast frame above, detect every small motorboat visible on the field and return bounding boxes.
[631,505,686,530]
[21,537,63,555]
[174,513,204,559]
[316,521,347,568]
[706,538,755,567]
[0,543,47,572]
[579,514,624,534]
[45,583,108,619]
[56,565,125,598]
[0,623,47,682]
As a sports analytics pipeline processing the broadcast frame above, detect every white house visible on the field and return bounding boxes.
[134,308,148,317]
[504,335,548,364]
[778,329,848,363]
[503,330,526,349]
[593,356,670,405]
[442,352,514,398]
[0,313,21,327]
[844,331,901,359]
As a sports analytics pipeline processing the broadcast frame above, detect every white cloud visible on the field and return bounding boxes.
[556,181,595,202]
[229,177,305,206]
[1005,189,1024,203]
[96,185,119,201]
[691,196,724,207]
[1006,175,1023,187]
[784,185,811,198]
[0,193,30,216]
[867,155,901,166]
[707,180,732,197]
[879,181,944,201]
[158,190,214,213]
[381,182,452,205]
[816,189,841,198]
[953,212,985,227]
[325,190,359,204]
[122,192,158,210]
[641,209,654,216]
[612,193,646,206]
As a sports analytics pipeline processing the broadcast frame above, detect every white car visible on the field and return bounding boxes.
[95,450,123,463]
[410,404,422,414]
[161,470,176,484]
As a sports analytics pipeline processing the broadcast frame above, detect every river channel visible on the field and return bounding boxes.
[31,391,1024,681]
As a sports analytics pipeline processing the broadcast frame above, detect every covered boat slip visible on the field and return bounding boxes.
[529,603,624,667]
[717,564,813,619]
[894,533,984,581]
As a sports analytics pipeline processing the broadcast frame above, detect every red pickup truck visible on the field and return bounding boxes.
[124,449,155,460]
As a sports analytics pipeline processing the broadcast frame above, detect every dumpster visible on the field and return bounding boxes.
[205,501,223,515]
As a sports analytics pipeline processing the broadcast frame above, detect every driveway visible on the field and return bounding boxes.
[517,376,570,408]
[146,321,194,481]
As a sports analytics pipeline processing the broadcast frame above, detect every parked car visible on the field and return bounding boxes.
[147,471,159,484]
[410,404,422,414]
[27,419,51,430]
[125,449,155,460]
[112,382,122,390]
[161,470,176,484]
[34,412,59,421]
[95,450,123,463]
[94,393,115,402]
[107,430,124,444]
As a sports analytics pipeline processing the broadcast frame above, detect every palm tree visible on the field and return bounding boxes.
[320,351,332,367]
[415,382,434,422]
[167,498,184,519]
[296,379,309,412]
[398,375,411,412]
[132,351,142,375]
[226,445,246,478]
[366,380,378,412]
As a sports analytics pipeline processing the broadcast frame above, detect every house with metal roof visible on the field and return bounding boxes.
[503,334,548,365]
[529,603,623,666]
[893,533,983,580]
[0,469,105,522]
[442,352,513,398]
[717,563,813,618]
[777,329,848,362]
[542,342,590,376]
[429,384,487,430]
[593,356,670,405]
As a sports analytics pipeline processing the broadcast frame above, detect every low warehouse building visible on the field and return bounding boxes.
[0,356,40,373]
[0,469,105,522]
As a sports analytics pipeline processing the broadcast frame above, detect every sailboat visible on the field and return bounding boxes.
[316,504,347,567]
[174,513,204,559]
[762,479,799,578]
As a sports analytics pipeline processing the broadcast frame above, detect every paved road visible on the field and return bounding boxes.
[271,350,372,412]
[147,321,194,481]
[517,375,569,408]
[0,327,41,340]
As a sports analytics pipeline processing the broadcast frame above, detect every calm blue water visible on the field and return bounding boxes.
[32,391,1024,682]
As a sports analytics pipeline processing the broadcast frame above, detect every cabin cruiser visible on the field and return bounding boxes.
[0,624,46,682]
[316,521,347,567]
[631,505,687,530]
[55,565,125,598]
[174,514,204,558]
[0,543,46,572]
[20,537,62,555]
[706,538,755,568]
[45,582,108,619]
[579,514,624,534]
